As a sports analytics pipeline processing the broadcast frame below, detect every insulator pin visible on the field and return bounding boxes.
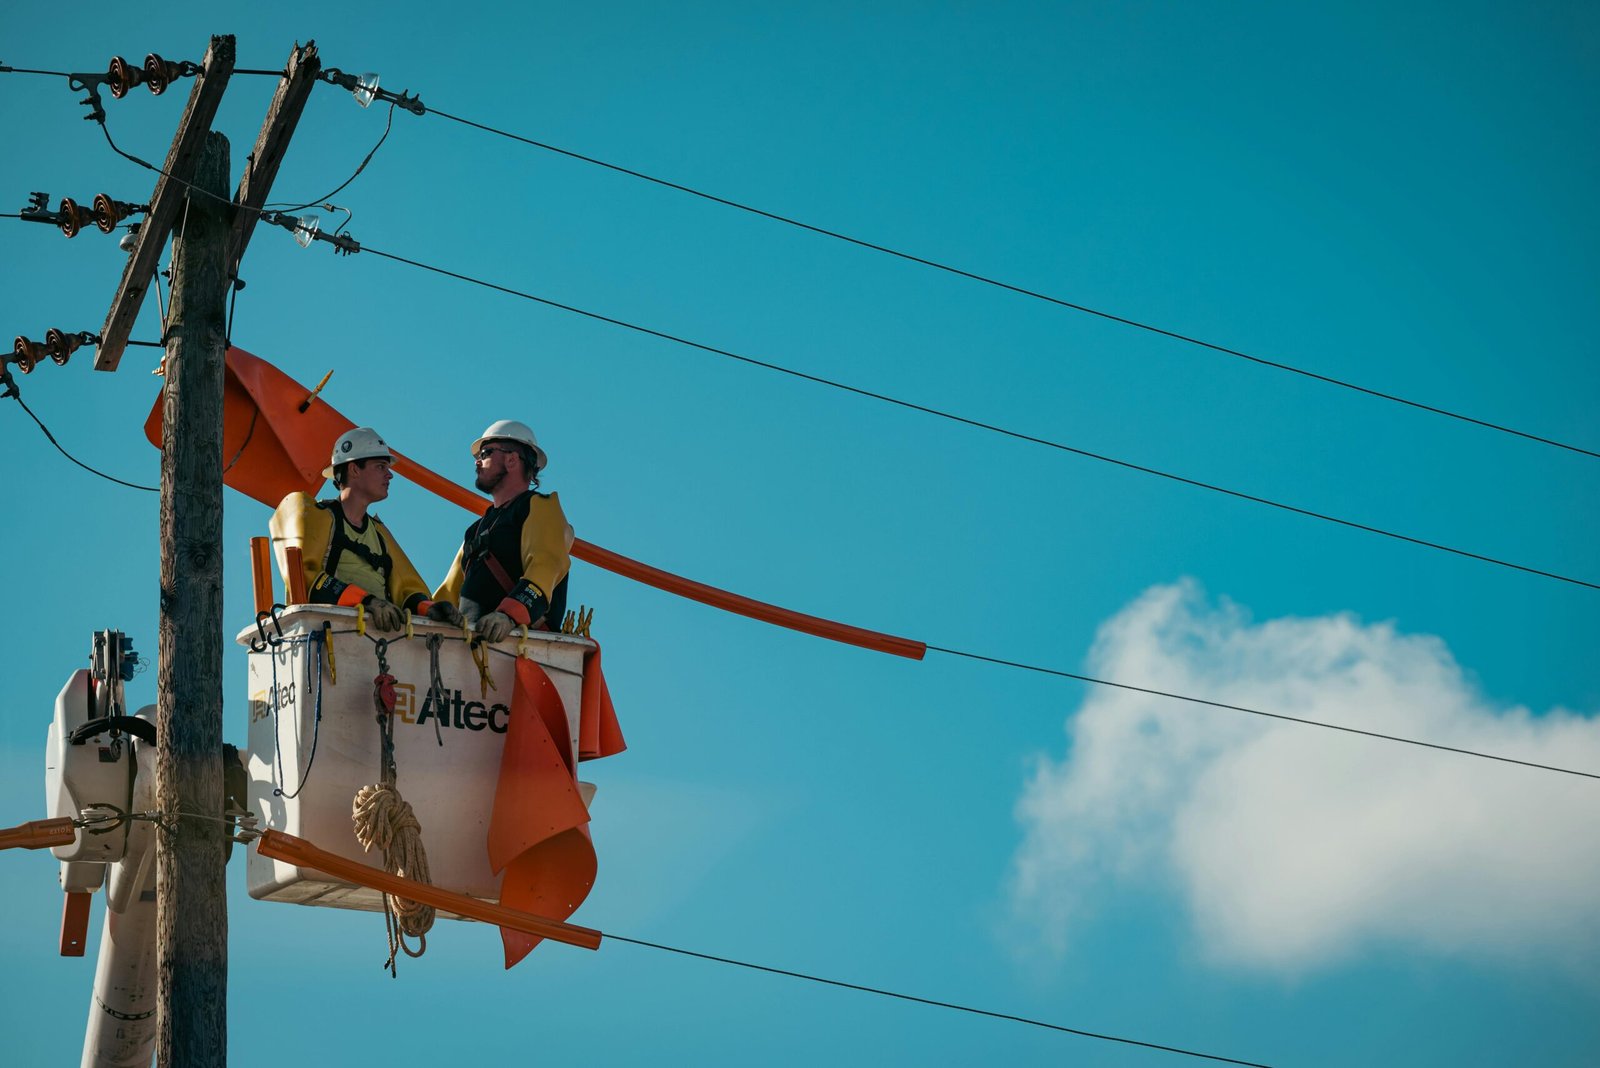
[142,53,198,96]
[106,55,145,98]
[92,193,146,233]
[57,197,96,239]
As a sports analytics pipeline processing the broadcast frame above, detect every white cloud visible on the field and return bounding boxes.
[1007,580,1600,975]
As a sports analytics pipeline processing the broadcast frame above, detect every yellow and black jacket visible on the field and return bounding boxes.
[269,492,438,613]
[434,489,572,630]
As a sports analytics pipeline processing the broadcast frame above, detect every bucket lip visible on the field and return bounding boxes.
[234,604,598,651]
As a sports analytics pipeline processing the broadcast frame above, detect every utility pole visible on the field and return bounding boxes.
[155,124,230,1067]
[91,34,321,1067]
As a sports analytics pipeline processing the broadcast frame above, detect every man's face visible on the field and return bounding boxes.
[347,457,393,502]
[474,441,520,493]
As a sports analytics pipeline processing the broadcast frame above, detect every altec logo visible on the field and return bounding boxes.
[248,680,295,723]
[391,682,510,734]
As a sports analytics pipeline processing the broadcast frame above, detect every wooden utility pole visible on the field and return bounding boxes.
[155,126,230,1066]
[92,34,321,1067]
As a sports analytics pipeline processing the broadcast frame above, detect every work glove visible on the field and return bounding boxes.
[475,611,515,643]
[363,595,406,632]
[426,600,464,626]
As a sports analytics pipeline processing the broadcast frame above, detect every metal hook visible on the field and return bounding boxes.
[76,803,128,835]
[250,610,273,653]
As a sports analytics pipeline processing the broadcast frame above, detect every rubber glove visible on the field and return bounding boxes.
[426,600,464,626]
[363,596,406,632]
[475,611,514,643]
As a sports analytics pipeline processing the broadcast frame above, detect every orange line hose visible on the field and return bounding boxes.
[390,454,926,660]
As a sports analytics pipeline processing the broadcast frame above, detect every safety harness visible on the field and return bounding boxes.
[319,499,393,584]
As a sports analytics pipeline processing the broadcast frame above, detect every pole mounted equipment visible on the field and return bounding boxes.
[106,53,199,98]
[10,330,99,373]
[262,210,362,255]
[320,66,424,114]
[48,194,150,238]
[94,36,236,371]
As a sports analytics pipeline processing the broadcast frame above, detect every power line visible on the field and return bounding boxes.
[92,102,396,220]
[606,933,1273,1066]
[421,106,1599,463]
[9,57,1596,462]
[1,369,157,491]
[0,63,284,79]
[0,70,388,234]
[928,645,1600,781]
[21,59,1597,592]
[358,243,1599,593]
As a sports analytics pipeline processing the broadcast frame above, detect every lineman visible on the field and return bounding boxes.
[433,419,572,642]
[270,427,463,631]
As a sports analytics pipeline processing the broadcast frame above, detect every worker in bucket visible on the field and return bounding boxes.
[270,427,464,631]
[433,419,572,642]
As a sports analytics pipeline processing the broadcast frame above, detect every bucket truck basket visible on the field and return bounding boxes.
[240,605,604,917]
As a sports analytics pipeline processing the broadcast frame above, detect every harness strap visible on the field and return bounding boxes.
[319,500,393,582]
[482,551,517,600]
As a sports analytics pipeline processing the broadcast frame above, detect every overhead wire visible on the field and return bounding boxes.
[84,90,395,223]
[358,243,1599,593]
[606,933,1273,1066]
[266,101,396,215]
[0,63,284,79]
[8,59,1596,461]
[420,105,1599,463]
[0,369,157,492]
[927,645,1600,781]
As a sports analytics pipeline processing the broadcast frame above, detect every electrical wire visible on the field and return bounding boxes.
[358,243,1600,593]
[0,371,157,492]
[0,63,283,78]
[269,102,395,215]
[9,59,1596,461]
[91,96,394,221]
[927,645,1600,781]
[605,934,1273,1066]
[421,106,1598,463]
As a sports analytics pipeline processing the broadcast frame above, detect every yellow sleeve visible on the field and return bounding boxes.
[268,493,369,607]
[374,517,432,613]
[519,492,573,603]
[432,544,466,605]
[269,493,328,604]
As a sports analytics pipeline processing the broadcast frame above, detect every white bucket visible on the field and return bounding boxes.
[240,605,594,916]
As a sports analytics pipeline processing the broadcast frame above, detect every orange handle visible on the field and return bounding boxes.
[0,817,77,851]
[389,453,927,661]
[256,830,603,951]
[250,536,275,614]
[61,891,91,956]
[283,545,308,604]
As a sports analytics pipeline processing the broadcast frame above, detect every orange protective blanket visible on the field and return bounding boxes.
[489,658,614,968]
[579,642,625,762]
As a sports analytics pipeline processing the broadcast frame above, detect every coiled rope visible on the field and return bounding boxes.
[352,640,435,973]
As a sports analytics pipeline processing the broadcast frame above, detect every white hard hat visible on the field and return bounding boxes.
[323,427,392,479]
[471,419,547,473]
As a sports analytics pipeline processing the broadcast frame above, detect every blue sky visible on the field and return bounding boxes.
[2,3,1597,1064]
